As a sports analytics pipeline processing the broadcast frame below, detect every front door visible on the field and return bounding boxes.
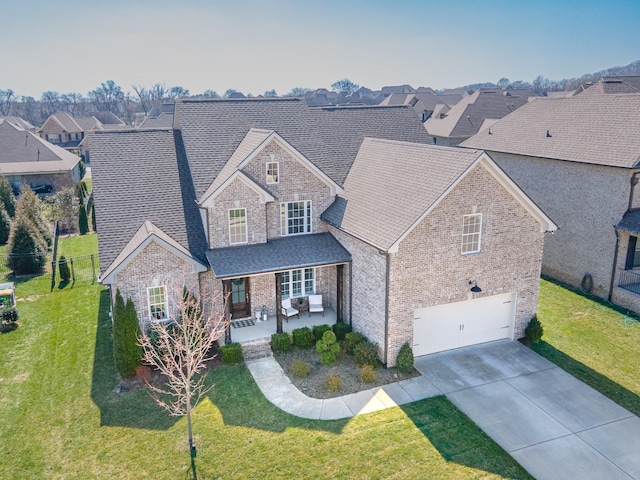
[231,277,251,317]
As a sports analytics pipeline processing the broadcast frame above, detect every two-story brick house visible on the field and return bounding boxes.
[91,98,555,366]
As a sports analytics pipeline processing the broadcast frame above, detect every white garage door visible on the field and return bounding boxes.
[413,292,516,356]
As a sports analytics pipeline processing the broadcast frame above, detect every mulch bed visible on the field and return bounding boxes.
[274,347,419,399]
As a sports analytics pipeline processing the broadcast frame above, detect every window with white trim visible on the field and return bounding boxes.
[147,286,168,321]
[266,161,279,184]
[228,208,247,244]
[281,268,315,299]
[46,133,61,144]
[280,201,312,236]
[461,213,482,254]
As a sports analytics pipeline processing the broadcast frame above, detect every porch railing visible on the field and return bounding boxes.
[617,268,640,295]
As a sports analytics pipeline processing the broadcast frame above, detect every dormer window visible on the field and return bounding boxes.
[266,161,279,184]
[46,133,61,144]
[229,208,248,244]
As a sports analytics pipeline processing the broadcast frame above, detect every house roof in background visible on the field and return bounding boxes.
[206,232,351,278]
[0,116,35,131]
[0,121,80,174]
[90,128,208,274]
[176,97,432,198]
[462,79,640,168]
[425,88,535,139]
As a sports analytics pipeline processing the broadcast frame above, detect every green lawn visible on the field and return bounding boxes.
[57,232,98,258]
[0,236,532,479]
[533,278,640,415]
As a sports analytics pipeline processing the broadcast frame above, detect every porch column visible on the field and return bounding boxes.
[222,280,232,344]
[275,272,283,334]
[336,264,344,322]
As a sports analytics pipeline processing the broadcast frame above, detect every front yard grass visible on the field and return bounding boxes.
[533,277,640,416]
[0,236,532,479]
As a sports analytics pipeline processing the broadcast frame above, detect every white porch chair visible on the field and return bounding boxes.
[281,298,299,322]
[308,294,324,316]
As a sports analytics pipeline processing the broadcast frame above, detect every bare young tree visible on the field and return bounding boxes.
[0,89,15,115]
[139,281,228,480]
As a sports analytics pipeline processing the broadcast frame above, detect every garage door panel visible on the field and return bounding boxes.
[413,293,516,356]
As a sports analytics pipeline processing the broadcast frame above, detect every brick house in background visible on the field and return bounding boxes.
[91,98,555,366]
[462,76,640,315]
[0,117,82,193]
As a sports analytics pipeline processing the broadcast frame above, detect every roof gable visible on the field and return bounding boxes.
[100,220,207,284]
[323,138,556,252]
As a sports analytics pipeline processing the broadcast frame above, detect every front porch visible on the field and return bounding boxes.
[227,307,339,343]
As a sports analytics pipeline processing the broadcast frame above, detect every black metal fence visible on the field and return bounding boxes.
[54,254,98,284]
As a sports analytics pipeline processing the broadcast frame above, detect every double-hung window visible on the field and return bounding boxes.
[147,286,168,321]
[280,201,311,235]
[266,161,279,184]
[47,133,61,144]
[280,268,315,299]
[228,208,247,244]
[461,213,482,254]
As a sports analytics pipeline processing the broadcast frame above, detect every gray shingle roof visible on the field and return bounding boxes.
[462,79,640,169]
[325,138,483,251]
[616,210,640,235]
[206,232,351,278]
[425,88,534,139]
[176,98,432,198]
[90,128,208,274]
[0,121,80,174]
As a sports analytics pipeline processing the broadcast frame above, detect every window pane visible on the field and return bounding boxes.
[292,269,302,297]
[266,162,279,184]
[229,208,247,244]
[304,268,314,294]
[148,286,168,320]
[281,271,290,298]
[461,214,482,254]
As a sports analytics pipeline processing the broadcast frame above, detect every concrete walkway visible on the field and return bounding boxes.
[246,340,640,480]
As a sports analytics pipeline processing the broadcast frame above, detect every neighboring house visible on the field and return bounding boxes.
[0,116,36,132]
[91,97,554,366]
[0,118,82,192]
[138,102,175,129]
[39,111,125,159]
[379,92,463,122]
[380,84,416,96]
[425,88,536,146]
[462,76,640,314]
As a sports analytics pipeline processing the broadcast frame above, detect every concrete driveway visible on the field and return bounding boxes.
[414,340,640,480]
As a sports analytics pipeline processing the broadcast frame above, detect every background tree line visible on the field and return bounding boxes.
[2,59,638,127]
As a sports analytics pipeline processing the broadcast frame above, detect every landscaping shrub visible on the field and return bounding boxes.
[112,292,143,378]
[221,343,244,364]
[0,175,15,218]
[78,203,89,235]
[0,206,11,244]
[312,324,331,341]
[291,360,310,378]
[326,375,341,392]
[292,327,314,349]
[58,256,71,282]
[316,329,340,365]
[360,364,377,383]
[270,332,292,352]
[525,315,544,344]
[396,343,414,374]
[91,204,96,232]
[343,331,366,355]
[7,215,47,274]
[353,341,378,367]
[332,321,351,341]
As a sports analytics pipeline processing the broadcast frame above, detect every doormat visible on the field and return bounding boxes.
[231,318,255,329]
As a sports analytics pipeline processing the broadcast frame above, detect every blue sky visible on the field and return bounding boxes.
[2,0,639,98]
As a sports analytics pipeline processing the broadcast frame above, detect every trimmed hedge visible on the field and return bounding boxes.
[221,343,244,364]
[343,332,366,355]
[270,332,292,352]
[396,343,414,374]
[292,327,314,349]
[332,321,351,341]
[353,341,378,367]
[312,324,331,341]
